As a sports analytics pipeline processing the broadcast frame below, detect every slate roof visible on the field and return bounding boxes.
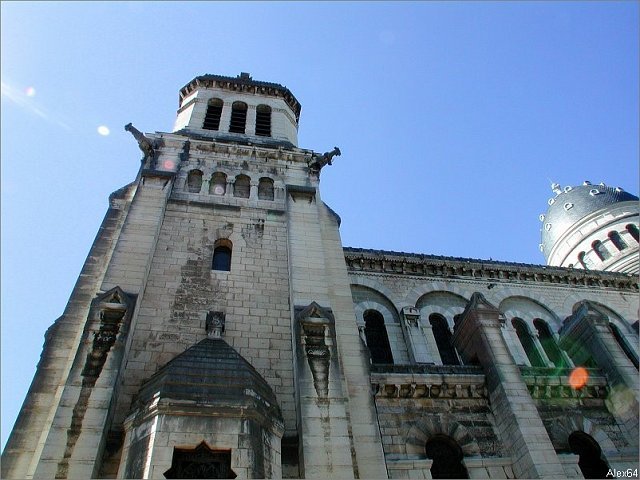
[540,184,638,259]
[135,338,281,420]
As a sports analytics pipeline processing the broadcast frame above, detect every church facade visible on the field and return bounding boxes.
[2,73,638,479]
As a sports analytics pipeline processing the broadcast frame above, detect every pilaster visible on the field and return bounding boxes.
[452,293,565,479]
[559,301,639,446]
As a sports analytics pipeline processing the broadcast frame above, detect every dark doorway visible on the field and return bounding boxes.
[568,431,610,479]
[425,434,469,479]
[164,443,236,479]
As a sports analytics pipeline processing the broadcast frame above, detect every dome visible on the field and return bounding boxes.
[540,182,638,260]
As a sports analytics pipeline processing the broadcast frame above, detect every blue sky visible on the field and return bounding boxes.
[1,1,638,450]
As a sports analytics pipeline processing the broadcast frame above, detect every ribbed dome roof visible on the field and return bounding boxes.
[540,182,638,260]
[134,338,281,420]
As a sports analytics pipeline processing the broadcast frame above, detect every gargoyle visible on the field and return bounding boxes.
[125,123,155,169]
[309,146,341,174]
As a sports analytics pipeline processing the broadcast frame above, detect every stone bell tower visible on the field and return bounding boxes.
[2,73,386,479]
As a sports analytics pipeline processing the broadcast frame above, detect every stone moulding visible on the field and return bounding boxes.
[371,371,487,400]
[344,248,638,291]
[519,366,608,400]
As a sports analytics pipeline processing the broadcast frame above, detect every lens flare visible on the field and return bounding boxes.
[569,367,589,389]
[97,126,110,136]
[606,385,635,417]
[163,160,175,170]
[24,87,36,97]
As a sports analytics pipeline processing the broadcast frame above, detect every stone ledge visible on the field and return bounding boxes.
[344,248,638,291]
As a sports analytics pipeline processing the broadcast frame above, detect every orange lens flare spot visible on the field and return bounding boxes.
[163,160,175,170]
[569,367,589,389]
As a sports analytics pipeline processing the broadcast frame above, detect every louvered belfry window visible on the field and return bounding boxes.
[255,104,272,137]
[203,99,223,130]
[229,101,247,134]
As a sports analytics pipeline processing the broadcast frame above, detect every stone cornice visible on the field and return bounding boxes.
[179,74,301,121]
[371,366,487,400]
[519,366,608,400]
[344,247,638,291]
[154,132,314,165]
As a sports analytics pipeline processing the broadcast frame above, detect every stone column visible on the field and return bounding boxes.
[558,301,639,446]
[245,105,257,136]
[452,293,565,479]
[219,102,232,133]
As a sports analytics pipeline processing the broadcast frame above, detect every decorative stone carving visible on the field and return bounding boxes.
[125,123,156,169]
[295,302,335,398]
[308,146,341,175]
[401,306,421,328]
[206,311,225,338]
[81,288,131,379]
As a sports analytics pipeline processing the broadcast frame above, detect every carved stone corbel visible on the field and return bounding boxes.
[295,302,335,398]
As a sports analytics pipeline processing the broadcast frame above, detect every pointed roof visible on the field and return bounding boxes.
[135,338,281,421]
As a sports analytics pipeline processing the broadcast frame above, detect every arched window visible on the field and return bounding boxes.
[212,241,232,272]
[626,224,639,242]
[255,104,272,137]
[608,231,628,251]
[577,251,588,269]
[429,314,460,365]
[203,98,223,131]
[609,322,639,369]
[363,310,393,364]
[591,240,610,261]
[209,172,227,196]
[233,174,250,198]
[533,319,565,367]
[512,318,545,367]
[568,431,610,479]
[258,177,274,200]
[186,169,203,193]
[425,435,469,479]
[229,101,248,134]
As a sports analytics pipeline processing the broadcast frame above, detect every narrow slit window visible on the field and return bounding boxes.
[577,251,588,269]
[512,318,546,367]
[255,104,272,137]
[363,310,393,364]
[429,314,460,366]
[592,240,611,261]
[608,231,628,251]
[229,101,248,134]
[203,98,223,131]
[533,319,565,367]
